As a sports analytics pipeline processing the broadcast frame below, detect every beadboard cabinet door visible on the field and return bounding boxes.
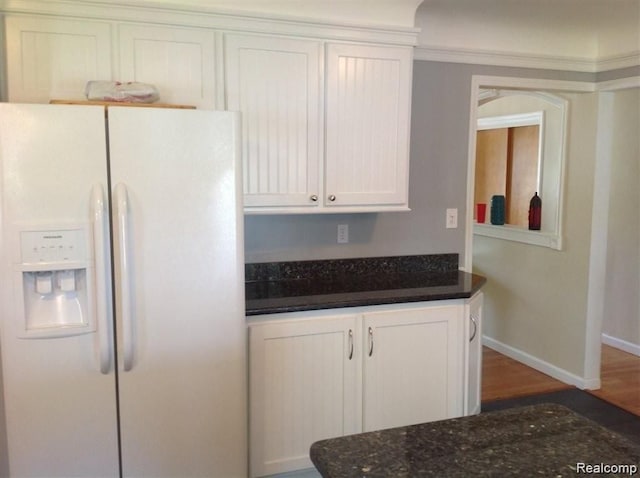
[324,43,412,209]
[118,24,217,108]
[248,315,360,478]
[225,34,323,209]
[362,304,464,432]
[5,16,112,102]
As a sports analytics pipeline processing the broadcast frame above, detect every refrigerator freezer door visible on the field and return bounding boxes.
[108,107,247,477]
[0,104,119,477]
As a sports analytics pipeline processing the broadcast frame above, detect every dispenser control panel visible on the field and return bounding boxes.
[16,226,95,338]
[20,229,85,264]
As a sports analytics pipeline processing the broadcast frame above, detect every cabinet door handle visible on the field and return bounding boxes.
[348,329,354,360]
[368,327,374,357]
[310,194,318,202]
[470,315,478,343]
[328,194,336,202]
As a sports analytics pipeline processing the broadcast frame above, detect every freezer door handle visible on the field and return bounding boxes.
[92,184,112,374]
[115,183,135,371]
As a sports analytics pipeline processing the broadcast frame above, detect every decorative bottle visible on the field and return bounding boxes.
[528,192,542,230]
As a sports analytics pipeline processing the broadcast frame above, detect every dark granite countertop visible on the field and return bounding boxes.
[310,403,640,477]
[245,255,486,316]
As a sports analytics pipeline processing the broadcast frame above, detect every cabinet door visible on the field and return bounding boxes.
[325,43,412,208]
[362,305,463,432]
[465,292,483,415]
[225,34,323,209]
[118,24,217,108]
[249,315,360,477]
[5,16,112,102]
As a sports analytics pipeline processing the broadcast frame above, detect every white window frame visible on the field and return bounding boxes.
[469,82,574,254]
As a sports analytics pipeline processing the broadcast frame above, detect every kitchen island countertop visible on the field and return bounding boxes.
[309,403,640,477]
[245,254,485,316]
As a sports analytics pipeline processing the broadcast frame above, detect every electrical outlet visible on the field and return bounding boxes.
[446,208,458,229]
[337,224,349,244]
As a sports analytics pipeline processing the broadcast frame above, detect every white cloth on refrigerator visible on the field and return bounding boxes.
[85,81,160,103]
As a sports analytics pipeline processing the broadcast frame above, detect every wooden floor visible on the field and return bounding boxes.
[481,347,572,402]
[481,345,640,416]
[589,344,640,416]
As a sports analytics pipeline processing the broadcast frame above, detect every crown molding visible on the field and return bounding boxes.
[596,52,640,72]
[414,45,640,74]
[471,75,595,93]
[597,76,640,91]
[0,0,420,45]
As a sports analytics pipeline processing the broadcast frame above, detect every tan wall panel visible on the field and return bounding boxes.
[474,128,507,219]
[507,125,539,226]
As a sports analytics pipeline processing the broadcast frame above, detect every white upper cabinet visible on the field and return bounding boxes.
[325,43,412,210]
[118,24,217,108]
[224,34,323,209]
[5,16,112,102]
[2,5,416,214]
[4,16,216,107]
[236,40,414,213]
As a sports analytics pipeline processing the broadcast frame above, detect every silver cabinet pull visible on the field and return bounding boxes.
[469,315,478,342]
[368,327,374,357]
[310,194,318,202]
[328,195,336,202]
[348,329,354,360]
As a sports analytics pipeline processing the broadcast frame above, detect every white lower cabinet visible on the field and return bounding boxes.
[465,292,484,415]
[248,314,361,477]
[362,305,463,432]
[248,301,468,477]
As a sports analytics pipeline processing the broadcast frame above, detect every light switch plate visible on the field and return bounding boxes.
[337,224,349,243]
[446,208,458,229]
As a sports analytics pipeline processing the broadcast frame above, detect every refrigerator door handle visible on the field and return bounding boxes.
[92,183,112,374]
[115,183,135,372]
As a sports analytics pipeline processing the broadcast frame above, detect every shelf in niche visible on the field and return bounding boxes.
[473,223,562,250]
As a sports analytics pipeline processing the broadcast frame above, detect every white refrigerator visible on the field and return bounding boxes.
[0,103,247,477]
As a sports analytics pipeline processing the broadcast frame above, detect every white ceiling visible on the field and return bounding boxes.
[69,0,639,71]
[415,0,640,70]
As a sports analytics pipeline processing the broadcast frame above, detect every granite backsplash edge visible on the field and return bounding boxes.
[245,254,459,282]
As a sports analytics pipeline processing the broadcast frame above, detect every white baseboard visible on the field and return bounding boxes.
[483,335,599,390]
[602,334,640,357]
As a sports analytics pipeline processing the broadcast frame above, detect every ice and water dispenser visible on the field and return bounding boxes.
[17,227,96,338]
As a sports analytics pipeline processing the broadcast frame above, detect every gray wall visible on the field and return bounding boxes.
[244,61,595,264]
[597,65,640,82]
